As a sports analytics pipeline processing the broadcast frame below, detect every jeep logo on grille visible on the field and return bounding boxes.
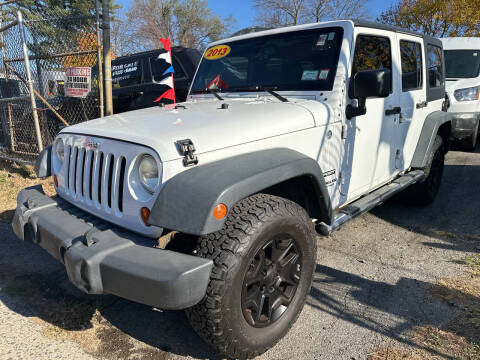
[84,137,99,149]
[87,141,98,149]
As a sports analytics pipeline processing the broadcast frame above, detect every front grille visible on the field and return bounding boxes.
[63,145,126,215]
[55,133,163,238]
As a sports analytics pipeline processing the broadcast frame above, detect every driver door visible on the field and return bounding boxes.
[343,29,401,201]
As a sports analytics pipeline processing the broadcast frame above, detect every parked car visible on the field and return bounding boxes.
[111,46,201,113]
[14,20,453,359]
[441,37,480,151]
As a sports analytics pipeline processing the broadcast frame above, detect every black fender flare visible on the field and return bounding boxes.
[411,111,452,169]
[148,148,332,235]
[34,144,52,178]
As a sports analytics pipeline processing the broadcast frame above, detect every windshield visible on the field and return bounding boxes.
[444,50,480,79]
[191,27,344,94]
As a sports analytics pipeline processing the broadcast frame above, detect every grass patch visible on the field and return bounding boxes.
[453,254,480,275]
[0,159,55,222]
[370,252,480,360]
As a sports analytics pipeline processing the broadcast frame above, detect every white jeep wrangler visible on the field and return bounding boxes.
[13,20,452,359]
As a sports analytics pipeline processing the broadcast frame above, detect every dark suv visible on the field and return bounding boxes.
[111,46,201,113]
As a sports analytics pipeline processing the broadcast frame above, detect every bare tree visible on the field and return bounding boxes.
[254,0,369,28]
[254,0,307,27]
[115,0,234,54]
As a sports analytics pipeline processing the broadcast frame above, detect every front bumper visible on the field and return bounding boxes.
[450,112,479,140]
[11,185,213,310]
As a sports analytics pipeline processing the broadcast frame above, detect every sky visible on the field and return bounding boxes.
[117,0,397,31]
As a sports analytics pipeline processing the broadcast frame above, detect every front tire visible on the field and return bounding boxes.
[404,135,445,206]
[185,194,317,359]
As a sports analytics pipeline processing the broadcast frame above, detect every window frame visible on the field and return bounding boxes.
[350,33,394,98]
[399,39,423,92]
[427,44,444,89]
[424,39,445,102]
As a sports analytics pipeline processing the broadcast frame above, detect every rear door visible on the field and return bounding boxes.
[394,34,427,170]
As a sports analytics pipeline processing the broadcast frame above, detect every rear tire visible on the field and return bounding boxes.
[185,194,317,359]
[404,135,445,206]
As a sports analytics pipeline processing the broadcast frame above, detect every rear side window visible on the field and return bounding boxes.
[112,59,142,88]
[172,57,186,79]
[352,35,392,92]
[427,45,444,88]
[151,55,186,81]
[400,40,423,91]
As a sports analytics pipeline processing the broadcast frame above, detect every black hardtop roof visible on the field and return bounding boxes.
[113,46,197,62]
[352,19,442,47]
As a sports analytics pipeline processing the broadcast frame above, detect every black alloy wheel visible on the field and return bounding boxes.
[242,235,301,327]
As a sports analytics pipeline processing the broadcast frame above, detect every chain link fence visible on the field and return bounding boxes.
[0,3,104,162]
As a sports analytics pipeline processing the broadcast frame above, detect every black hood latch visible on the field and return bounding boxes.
[176,139,199,167]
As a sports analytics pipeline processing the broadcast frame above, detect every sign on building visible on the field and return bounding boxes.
[65,67,91,98]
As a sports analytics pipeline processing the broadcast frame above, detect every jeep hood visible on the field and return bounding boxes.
[63,98,320,161]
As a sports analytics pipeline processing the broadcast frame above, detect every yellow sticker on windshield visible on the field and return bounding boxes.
[204,45,231,60]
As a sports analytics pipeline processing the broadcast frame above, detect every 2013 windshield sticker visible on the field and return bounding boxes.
[204,45,231,60]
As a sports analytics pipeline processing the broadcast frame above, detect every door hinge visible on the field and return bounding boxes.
[341,124,347,140]
[176,139,199,167]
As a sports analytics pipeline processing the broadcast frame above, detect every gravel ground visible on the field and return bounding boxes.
[0,148,479,360]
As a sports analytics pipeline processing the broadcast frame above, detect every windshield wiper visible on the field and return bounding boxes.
[231,86,288,102]
[207,88,224,101]
[190,88,225,100]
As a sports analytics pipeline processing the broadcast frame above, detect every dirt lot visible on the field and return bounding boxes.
[0,149,479,360]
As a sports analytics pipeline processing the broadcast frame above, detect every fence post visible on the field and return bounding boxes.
[102,0,113,116]
[17,11,43,152]
[95,0,104,118]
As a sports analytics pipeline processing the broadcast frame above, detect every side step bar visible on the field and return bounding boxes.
[317,170,425,235]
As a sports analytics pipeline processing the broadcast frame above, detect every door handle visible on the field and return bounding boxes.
[416,101,428,109]
[385,107,401,116]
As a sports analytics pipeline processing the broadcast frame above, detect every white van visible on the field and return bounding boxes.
[441,37,480,151]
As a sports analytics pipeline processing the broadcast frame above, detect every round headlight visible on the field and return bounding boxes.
[55,138,64,161]
[138,154,159,193]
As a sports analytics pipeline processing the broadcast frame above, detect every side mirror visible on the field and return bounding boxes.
[346,69,391,119]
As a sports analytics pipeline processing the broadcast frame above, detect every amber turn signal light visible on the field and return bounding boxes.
[53,174,58,188]
[212,203,228,220]
[141,207,151,226]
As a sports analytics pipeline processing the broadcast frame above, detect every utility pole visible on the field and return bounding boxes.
[95,0,104,117]
[18,11,43,152]
[102,0,113,116]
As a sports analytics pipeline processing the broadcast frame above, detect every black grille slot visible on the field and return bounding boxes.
[88,151,94,201]
[72,147,78,194]
[98,152,104,204]
[107,154,114,209]
[118,157,126,212]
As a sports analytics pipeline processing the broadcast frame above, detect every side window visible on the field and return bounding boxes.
[151,55,186,81]
[112,59,142,88]
[172,57,186,79]
[427,45,444,88]
[352,35,392,94]
[400,40,423,91]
